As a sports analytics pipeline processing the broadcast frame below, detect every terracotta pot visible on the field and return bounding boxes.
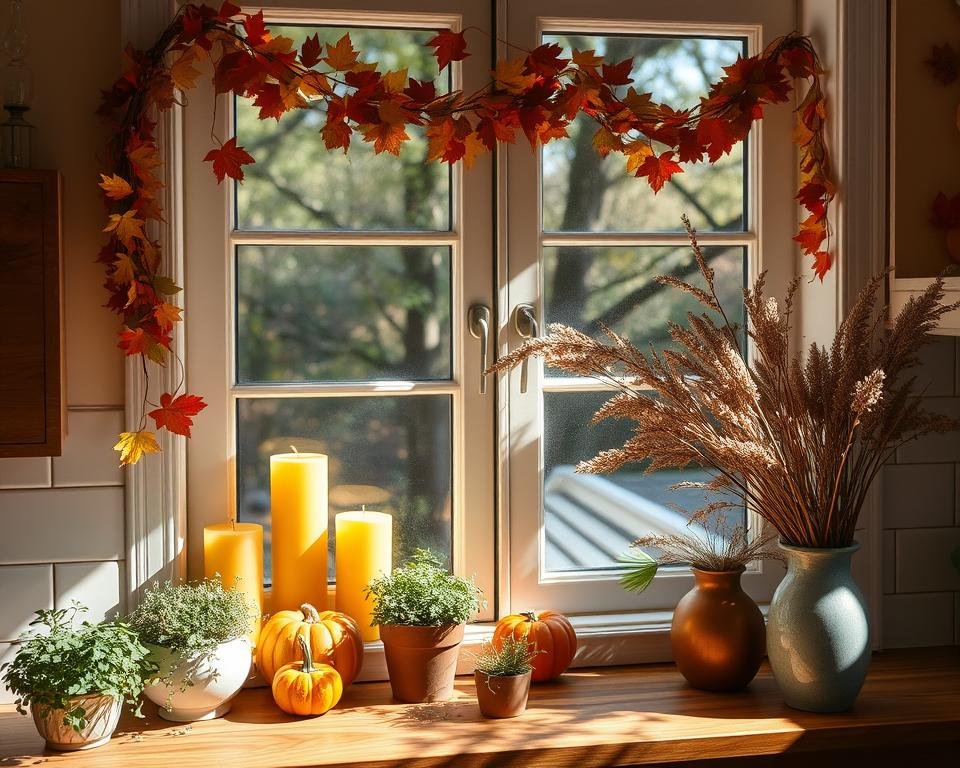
[31,694,122,751]
[474,670,531,718]
[670,566,765,692]
[379,623,464,702]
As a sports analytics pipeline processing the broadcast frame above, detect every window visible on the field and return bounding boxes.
[185,0,797,638]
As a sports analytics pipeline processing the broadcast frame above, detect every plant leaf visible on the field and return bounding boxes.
[617,550,658,593]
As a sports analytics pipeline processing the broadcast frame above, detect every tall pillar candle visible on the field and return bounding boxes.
[203,522,264,643]
[335,509,392,642]
[270,452,328,611]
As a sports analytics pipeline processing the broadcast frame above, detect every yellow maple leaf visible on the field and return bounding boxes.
[98,173,134,200]
[154,301,182,331]
[103,210,146,249]
[572,48,603,69]
[493,56,537,94]
[324,33,359,72]
[114,430,161,466]
[624,139,654,174]
[463,131,488,170]
[382,68,409,94]
[170,46,203,91]
[111,253,136,285]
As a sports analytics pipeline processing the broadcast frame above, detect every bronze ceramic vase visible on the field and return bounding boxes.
[380,623,465,702]
[670,566,765,691]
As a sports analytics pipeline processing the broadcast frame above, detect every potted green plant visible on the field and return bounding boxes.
[366,549,485,702]
[490,217,960,712]
[473,635,537,718]
[0,603,153,751]
[128,579,254,722]
[620,515,779,692]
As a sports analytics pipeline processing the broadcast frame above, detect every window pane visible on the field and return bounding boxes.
[542,34,745,233]
[237,396,452,584]
[235,25,450,231]
[236,245,452,383]
[543,245,746,375]
[543,391,743,573]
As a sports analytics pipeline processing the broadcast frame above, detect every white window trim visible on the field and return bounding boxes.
[121,0,888,659]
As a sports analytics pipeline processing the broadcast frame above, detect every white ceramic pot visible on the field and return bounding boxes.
[31,693,123,751]
[143,637,252,722]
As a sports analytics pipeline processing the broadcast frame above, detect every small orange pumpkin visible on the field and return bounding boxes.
[493,610,577,682]
[257,603,363,685]
[272,635,343,716]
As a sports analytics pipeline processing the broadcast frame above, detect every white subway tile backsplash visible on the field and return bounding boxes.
[0,643,16,704]
[52,409,123,487]
[54,561,121,622]
[896,527,960,593]
[896,398,960,463]
[0,488,124,564]
[914,336,956,397]
[882,464,955,528]
[0,458,51,490]
[882,592,955,647]
[0,565,53,642]
[884,530,896,595]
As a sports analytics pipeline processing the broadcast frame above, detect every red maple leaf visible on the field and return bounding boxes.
[427,29,469,72]
[780,47,816,79]
[203,137,255,182]
[793,227,825,253]
[243,10,269,48]
[601,57,634,86]
[148,393,208,437]
[252,82,285,120]
[526,43,569,77]
[696,118,737,163]
[404,78,437,105]
[635,151,683,193]
[812,251,832,281]
[217,2,241,20]
[117,326,149,356]
[796,182,827,210]
[300,33,322,69]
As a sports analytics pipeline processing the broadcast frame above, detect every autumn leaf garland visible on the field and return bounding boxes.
[98,2,836,464]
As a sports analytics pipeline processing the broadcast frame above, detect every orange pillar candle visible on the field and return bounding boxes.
[335,509,392,642]
[270,452,328,611]
[203,522,264,643]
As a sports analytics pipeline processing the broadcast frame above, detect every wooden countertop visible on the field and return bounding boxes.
[0,647,957,767]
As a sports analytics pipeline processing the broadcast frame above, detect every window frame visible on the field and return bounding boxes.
[122,0,888,664]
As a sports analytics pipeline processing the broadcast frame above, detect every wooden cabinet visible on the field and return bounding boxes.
[0,169,63,457]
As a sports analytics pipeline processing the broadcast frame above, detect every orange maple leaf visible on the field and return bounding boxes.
[324,33,359,72]
[98,173,134,200]
[148,392,207,437]
[117,326,149,356]
[170,46,203,91]
[812,251,832,281]
[154,301,182,331]
[493,56,537,94]
[203,137,255,182]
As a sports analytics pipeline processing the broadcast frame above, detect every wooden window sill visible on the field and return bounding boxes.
[1,647,957,767]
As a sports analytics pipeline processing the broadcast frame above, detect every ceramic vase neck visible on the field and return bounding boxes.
[780,542,860,576]
[691,567,746,591]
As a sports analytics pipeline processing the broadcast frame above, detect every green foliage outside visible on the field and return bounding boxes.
[0,604,154,733]
[365,549,485,627]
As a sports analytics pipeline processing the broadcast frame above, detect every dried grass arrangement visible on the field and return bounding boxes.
[490,217,960,551]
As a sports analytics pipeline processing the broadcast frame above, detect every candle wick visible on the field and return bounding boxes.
[362,504,366,513]
[290,445,299,454]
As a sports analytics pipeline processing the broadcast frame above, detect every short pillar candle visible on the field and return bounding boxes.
[335,509,392,642]
[270,452,328,611]
[203,522,264,643]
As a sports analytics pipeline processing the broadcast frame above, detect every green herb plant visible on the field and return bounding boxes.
[365,548,485,627]
[0,603,154,733]
[127,578,253,700]
[474,635,538,679]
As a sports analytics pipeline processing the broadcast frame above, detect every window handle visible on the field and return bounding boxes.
[468,303,491,395]
[513,303,539,394]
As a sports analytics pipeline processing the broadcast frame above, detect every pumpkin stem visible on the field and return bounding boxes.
[520,610,539,623]
[300,603,320,623]
[297,634,314,674]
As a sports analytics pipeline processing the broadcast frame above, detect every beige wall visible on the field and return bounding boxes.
[0,0,124,702]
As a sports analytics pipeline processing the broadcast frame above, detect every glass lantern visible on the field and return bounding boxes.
[1,0,35,168]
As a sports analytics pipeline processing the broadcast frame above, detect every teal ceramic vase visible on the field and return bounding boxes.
[766,542,870,713]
